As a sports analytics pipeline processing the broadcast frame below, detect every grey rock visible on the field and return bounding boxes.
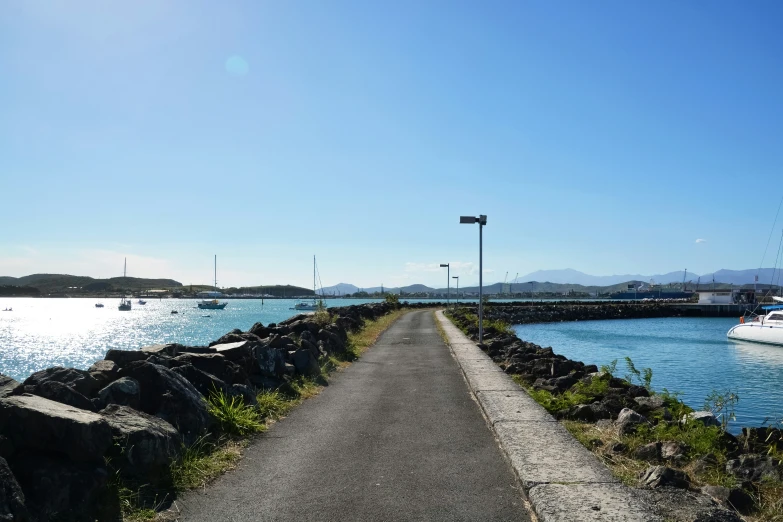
[616,407,647,434]
[230,384,258,407]
[683,411,721,428]
[172,364,228,397]
[25,380,95,411]
[633,442,661,461]
[0,375,20,399]
[98,377,141,410]
[254,345,286,378]
[21,367,99,398]
[639,465,689,489]
[141,343,180,356]
[661,440,689,460]
[212,340,251,362]
[0,456,28,522]
[87,359,118,374]
[0,395,112,463]
[118,362,212,444]
[292,349,320,377]
[633,395,664,411]
[11,453,118,521]
[701,485,753,514]
[104,349,148,367]
[101,404,180,482]
[726,454,783,482]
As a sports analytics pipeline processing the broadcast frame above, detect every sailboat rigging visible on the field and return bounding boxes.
[198,255,228,310]
[118,258,131,311]
[292,256,325,311]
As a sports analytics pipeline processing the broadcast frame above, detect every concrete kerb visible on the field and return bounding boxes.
[435,310,662,522]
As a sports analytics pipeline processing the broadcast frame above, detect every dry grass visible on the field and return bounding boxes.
[344,309,407,359]
[170,436,245,491]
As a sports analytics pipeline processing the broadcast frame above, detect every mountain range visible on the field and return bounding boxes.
[320,268,782,294]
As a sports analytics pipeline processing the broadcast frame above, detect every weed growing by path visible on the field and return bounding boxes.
[170,435,245,491]
[206,389,265,437]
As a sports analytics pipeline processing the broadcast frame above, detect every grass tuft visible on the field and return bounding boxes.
[170,435,245,491]
[206,389,265,437]
[255,389,294,420]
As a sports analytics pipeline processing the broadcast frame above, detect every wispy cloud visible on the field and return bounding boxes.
[695,238,707,244]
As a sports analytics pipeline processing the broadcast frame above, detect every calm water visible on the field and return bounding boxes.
[514,317,783,431]
[0,297,407,382]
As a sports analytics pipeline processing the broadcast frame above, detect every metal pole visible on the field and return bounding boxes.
[447,265,450,308]
[479,222,483,343]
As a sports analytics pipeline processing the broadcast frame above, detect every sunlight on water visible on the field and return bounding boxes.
[0,297,394,382]
[514,317,783,431]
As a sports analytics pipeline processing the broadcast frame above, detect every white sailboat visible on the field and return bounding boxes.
[118,258,131,311]
[292,255,325,311]
[198,255,228,310]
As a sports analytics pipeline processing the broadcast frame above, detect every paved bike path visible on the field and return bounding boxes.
[175,310,529,521]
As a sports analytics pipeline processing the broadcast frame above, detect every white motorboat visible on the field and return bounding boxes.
[727,305,783,346]
[198,255,228,310]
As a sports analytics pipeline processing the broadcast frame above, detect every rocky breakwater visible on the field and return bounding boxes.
[482,300,683,325]
[446,305,783,521]
[0,302,397,521]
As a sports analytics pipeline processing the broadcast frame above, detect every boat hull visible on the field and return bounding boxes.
[198,303,227,310]
[727,323,783,346]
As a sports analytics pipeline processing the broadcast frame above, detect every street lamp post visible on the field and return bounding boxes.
[460,215,487,343]
[452,276,459,306]
[440,263,450,307]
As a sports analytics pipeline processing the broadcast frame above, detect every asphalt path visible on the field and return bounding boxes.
[175,310,528,521]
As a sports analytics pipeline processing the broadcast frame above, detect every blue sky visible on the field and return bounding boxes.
[2,1,783,288]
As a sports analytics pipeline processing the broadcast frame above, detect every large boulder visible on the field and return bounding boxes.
[0,376,19,400]
[100,404,180,483]
[173,353,246,385]
[20,367,99,398]
[0,456,28,521]
[171,365,228,397]
[254,345,286,378]
[97,377,141,410]
[25,380,95,411]
[291,349,320,377]
[118,362,212,444]
[10,453,118,522]
[0,395,112,463]
[104,349,148,368]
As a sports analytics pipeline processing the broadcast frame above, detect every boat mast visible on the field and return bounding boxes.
[313,255,316,303]
[214,254,217,291]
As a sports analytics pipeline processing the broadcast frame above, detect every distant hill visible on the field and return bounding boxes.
[0,273,182,293]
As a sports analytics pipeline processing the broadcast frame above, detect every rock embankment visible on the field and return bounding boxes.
[479,301,683,325]
[446,305,780,521]
[0,302,398,521]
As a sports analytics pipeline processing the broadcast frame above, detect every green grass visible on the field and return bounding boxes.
[170,435,245,491]
[205,390,265,437]
[256,389,295,420]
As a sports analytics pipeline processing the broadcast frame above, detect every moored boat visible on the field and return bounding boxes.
[198,255,228,310]
[118,258,132,311]
[290,255,326,311]
[727,305,783,346]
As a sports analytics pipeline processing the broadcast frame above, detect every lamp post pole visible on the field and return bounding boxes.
[440,263,450,307]
[453,276,459,306]
[460,215,487,343]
